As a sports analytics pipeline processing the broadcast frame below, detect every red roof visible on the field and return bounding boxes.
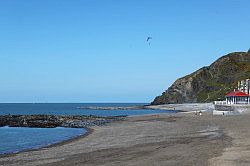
[225,91,249,97]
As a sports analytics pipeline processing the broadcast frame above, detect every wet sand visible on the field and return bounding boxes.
[1,112,250,166]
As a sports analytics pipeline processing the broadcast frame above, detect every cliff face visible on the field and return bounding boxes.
[151,52,250,105]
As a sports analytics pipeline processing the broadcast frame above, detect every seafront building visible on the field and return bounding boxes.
[225,79,250,105]
[238,79,250,95]
[225,91,250,105]
[213,79,250,115]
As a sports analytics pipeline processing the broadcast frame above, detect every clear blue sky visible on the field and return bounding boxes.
[0,0,249,103]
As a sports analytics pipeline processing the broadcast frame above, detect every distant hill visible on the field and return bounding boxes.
[151,52,250,105]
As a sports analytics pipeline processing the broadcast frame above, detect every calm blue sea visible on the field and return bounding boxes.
[0,103,175,155]
[0,103,175,116]
[0,126,85,155]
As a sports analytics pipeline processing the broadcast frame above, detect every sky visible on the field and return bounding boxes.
[0,0,249,103]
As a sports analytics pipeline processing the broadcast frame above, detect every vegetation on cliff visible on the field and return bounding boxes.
[151,52,250,105]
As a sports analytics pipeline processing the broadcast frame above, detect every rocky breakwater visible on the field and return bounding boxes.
[0,115,125,128]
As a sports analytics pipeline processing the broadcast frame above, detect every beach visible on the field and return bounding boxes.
[145,103,214,112]
[1,107,250,166]
[1,0,249,165]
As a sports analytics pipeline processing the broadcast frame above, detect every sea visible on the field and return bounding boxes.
[0,103,175,155]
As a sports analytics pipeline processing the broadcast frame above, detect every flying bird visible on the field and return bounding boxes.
[147,36,152,42]
[146,36,152,45]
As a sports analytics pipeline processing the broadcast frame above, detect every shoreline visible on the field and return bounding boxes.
[2,104,250,165]
[0,104,212,160]
[0,109,180,158]
[0,112,237,166]
[0,111,175,157]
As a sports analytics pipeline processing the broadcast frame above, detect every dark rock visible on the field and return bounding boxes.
[0,115,125,128]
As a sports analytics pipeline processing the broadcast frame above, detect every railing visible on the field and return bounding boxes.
[214,101,227,105]
[214,100,250,105]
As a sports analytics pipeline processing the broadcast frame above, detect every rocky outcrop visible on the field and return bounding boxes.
[151,52,250,105]
[0,115,125,128]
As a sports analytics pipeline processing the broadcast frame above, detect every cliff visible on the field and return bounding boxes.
[151,52,250,105]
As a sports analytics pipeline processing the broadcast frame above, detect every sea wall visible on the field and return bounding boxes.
[0,115,125,128]
[214,104,250,113]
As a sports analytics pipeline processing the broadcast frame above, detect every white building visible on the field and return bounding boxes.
[226,91,250,105]
[238,79,250,94]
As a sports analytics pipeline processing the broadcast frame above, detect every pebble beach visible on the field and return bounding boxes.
[1,104,250,166]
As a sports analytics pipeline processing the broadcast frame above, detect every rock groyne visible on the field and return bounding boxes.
[0,115,125,128]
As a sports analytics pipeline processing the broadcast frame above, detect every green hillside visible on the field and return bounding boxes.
[151,52,250,105]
